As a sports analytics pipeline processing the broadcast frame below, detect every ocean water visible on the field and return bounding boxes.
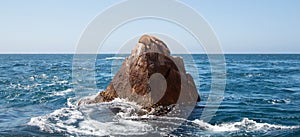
[0,54,299,136]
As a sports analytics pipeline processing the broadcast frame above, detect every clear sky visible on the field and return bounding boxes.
[0,0,300,54]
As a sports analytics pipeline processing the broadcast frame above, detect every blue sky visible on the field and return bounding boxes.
[0,0,300,54]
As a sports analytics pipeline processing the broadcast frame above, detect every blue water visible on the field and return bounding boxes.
[0,54,299,136]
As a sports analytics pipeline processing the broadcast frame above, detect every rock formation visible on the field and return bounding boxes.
[80,35,200,115]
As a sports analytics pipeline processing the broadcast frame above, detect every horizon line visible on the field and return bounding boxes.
[1,52,300,54]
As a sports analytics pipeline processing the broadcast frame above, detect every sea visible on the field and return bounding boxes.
[0,54,299,137]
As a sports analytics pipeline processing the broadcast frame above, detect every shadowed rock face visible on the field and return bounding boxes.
[81,35,200,115]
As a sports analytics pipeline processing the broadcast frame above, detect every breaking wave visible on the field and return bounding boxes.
[192,118,300,132]
[27,98,300,136]
[28,98,155,136]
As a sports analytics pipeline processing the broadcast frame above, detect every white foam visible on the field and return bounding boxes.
[57,80,68,84]
[28,98,154,136]
[41,74,48,79]
[29,76,35,81]
[28,97,300,136]
[104,57,125,60]
[192,118,300,132]
[99,73,114,77]
[53,89,73,96]
[268,99,291,104]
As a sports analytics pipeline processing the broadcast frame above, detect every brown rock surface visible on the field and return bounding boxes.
[81,35,200,115]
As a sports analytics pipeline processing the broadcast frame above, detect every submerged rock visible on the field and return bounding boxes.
[80,35,200,115]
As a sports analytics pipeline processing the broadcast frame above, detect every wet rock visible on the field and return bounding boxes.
[80,35,200,115]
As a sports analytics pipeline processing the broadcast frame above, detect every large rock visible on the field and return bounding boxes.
[80,35,200,115]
